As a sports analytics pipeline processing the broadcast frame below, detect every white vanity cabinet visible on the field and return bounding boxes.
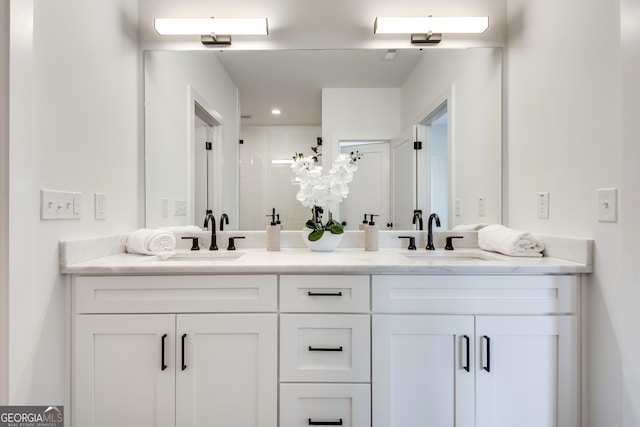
[279,275,372,427]
[71,275,278,427]
[67,266,585,427]
[371,275,580,427]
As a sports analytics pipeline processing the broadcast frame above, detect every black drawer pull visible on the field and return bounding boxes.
[307,291,343,297]
[308,419,343,426]
[308,346,343,352]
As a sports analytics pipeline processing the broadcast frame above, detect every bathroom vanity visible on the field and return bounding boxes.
[61,232,592,427]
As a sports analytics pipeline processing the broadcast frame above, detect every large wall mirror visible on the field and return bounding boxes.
[144,48,502,231]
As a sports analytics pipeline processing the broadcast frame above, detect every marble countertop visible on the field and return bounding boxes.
[60,247,593,275]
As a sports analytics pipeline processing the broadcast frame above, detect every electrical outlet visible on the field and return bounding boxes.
[597,188,617,222]
[94,193,106,220]
[478,198,485,217]
[537,192,549,219]
[455,199,462,216]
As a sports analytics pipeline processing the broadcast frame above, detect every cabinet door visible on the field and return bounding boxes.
[372,315,475,427]
[475,315,578,427]
[73,314,176,427]
[175,314,278,427]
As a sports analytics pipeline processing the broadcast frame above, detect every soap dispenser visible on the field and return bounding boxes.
[265,208,281,251]
[364,214,380,251]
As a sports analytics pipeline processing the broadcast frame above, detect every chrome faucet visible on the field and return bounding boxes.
[220,213,229,231]
[412,210,423,230]
[426,213,441,250]
[203,210,218,250]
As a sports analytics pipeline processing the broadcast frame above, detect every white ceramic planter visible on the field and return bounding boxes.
[301,228,344,252]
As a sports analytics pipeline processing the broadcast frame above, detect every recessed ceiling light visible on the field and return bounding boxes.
[271,109,281,115]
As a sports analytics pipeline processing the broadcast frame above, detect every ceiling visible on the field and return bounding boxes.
[214,49,425,126]
[138,0,507,126]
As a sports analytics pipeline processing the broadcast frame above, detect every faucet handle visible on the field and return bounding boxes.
[398,236,417,250]
[445,236,464,250]
[227,236,245,251]
[182,236,200,251]
[209,235,218,251]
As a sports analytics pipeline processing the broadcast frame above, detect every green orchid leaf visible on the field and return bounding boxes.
[305,219,318,230]
[308,229,325,241]
[327,220,344,234]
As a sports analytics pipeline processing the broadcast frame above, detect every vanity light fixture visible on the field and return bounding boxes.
[374,16,489,44]
[154,17,269,46]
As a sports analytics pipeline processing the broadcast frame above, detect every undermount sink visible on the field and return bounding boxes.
[160,251,246,262]
[401,250,499,262]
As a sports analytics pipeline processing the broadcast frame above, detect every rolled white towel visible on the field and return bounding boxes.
[159,225,202,234]
[478,224,544,257]
[452,223,488,231]
[126,228,176,258]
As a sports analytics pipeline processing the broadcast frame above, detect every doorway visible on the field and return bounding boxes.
[418,103,449,230]
[190,94,222,226]
[339,140,391,230]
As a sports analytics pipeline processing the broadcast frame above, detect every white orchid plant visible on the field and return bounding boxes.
[291,151,362,241]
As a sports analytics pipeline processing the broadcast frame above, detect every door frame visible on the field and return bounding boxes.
[188,87,223,224]
[415,85,454,228]
[338,139,391,229]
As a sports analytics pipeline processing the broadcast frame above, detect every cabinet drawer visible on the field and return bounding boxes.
[372,275,578,314]
[280,314,370,382]
[280,275,370,313]
[280,384,371,427]
[74,275,277,313]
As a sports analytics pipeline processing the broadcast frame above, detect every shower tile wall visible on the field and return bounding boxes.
[240,126,322,230]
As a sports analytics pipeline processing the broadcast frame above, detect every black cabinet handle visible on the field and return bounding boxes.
[308,419,343,426]
[181,334,187,371]
[161,334,168,371]
[308,346,343,352]
[483,335,491,372]
[307,291,343,297]
[463,335,470,372]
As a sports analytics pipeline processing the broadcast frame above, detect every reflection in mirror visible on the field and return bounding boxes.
[144,48,502,231]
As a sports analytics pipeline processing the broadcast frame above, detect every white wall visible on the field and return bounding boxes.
[144,51,239,228]
[138,0,508,51]
[619,0,640,424]
[6,0,140,404]
[401,48,503,227]
[322,88,401,165]
[506,0,640,425]
[0,0,9,405]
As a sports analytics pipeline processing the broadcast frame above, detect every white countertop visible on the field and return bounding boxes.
[60,247,592,275]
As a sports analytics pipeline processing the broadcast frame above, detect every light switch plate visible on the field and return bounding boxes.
[174,199,187,216]
[597,188,617,222]
[41,189,82,220]
[162,198,169,217]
